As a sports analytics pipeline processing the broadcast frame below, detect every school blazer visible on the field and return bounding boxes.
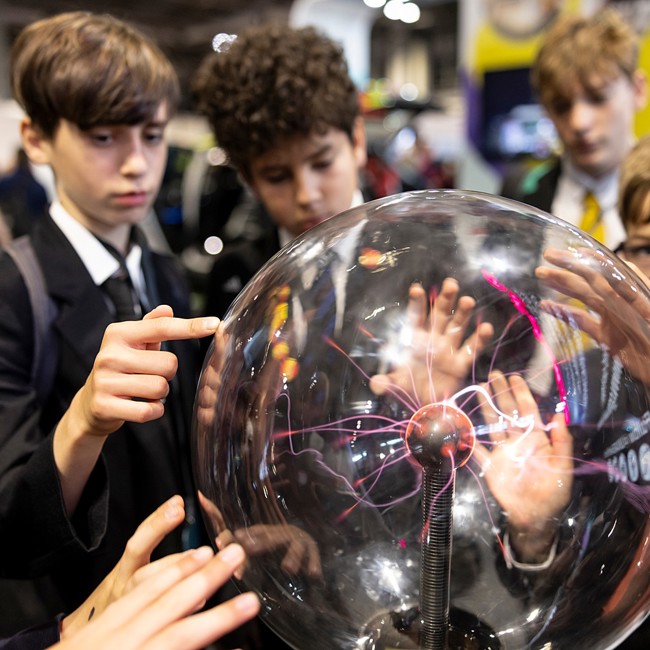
[0,215,200,627]
[500,158,562,214]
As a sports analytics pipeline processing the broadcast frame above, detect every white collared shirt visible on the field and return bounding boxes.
[284,189,366,347]
[49,201,149,307]
[551,158,626,251]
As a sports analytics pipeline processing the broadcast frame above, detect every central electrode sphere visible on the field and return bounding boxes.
[404,402,475,470]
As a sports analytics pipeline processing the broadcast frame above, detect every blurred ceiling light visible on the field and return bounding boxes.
[207,147,227,166]
[204,235,224,256]
[401,2,421,23]
[399,82,419,101]
[363,0,386,7]
[383,0,403,20]
[380,0,420,24]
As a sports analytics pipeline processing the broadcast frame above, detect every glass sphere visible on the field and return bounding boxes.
[193,190,650,649]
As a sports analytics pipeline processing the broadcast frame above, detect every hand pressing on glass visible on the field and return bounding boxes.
[536,247,650,386]
[370,278,494,406]
[473,371,573,565]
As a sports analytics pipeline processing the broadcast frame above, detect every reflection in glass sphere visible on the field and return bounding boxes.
[192,190,650,649]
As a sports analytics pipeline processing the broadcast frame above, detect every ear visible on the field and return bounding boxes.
[20,117,52,166]
[632,69,648,112]
[352,116,367,169]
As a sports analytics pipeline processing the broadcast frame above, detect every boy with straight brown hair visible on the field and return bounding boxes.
[0,11,219,634]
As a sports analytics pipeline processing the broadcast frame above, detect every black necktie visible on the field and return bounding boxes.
[98,237,142,322]
[297,250,340,422]
[103,265,140,321]
[303,250,338,343]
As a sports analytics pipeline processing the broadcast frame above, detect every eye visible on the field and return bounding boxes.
[263,172,290,184]
[586,91,608,105]
[550,100,571,116]
[88,131,114,145]
[313,158,334,170]
[144,129,165,145]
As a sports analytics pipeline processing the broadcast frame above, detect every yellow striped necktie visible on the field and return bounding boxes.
[560,191,601,353]
[579,191,605,243]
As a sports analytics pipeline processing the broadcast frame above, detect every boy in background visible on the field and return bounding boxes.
[502,7,647,251]
[617,134,650,279]
[610,133,650,650]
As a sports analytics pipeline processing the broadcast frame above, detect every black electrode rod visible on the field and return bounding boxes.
[419,465,454,649]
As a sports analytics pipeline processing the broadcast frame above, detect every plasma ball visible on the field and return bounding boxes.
[404,402,475,470]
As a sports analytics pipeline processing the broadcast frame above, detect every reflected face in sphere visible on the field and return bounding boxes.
[193,190,650,650]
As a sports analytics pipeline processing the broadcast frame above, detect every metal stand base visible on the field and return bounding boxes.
[361,606,501,650]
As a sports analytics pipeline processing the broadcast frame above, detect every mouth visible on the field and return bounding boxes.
[302,215,329,231]
[573,140,598,156]
[113,191,150,207]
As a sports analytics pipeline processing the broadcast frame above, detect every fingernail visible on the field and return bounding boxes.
[165,504,183,519]
[192,546,214,561]
[203,317,219,330]
[234,592,259,613]
[164,495,184,518]
[218,543,245,565]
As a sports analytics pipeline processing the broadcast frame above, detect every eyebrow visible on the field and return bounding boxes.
[84,117,169,130]
[257,142,334,174]
[306,142,334,160]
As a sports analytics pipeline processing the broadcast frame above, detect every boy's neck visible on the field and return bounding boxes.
[56,199,133,256]
[96,224,132,257]
[74,217,132,257]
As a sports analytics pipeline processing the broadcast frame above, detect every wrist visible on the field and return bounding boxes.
[53,409,106,474]
[53,390,109,515]
[59,612,72,641]
[54,411,106,462]
[59,604,91,641]
[61,388,113,443]
[503,528,558,572]
[506,519,559,564]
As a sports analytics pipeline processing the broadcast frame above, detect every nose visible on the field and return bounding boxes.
[120,134,148,177]
[567,100,594,134]
[295,169,321,207]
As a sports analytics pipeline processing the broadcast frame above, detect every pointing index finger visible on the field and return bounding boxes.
[119,316,220,346]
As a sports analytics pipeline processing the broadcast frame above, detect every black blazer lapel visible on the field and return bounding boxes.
[523,160,562,214]
[32,216,112,375]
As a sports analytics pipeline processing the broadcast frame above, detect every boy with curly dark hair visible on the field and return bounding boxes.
[192,23,368,317]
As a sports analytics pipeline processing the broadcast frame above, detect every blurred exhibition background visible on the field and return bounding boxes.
[0,0,649,275]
